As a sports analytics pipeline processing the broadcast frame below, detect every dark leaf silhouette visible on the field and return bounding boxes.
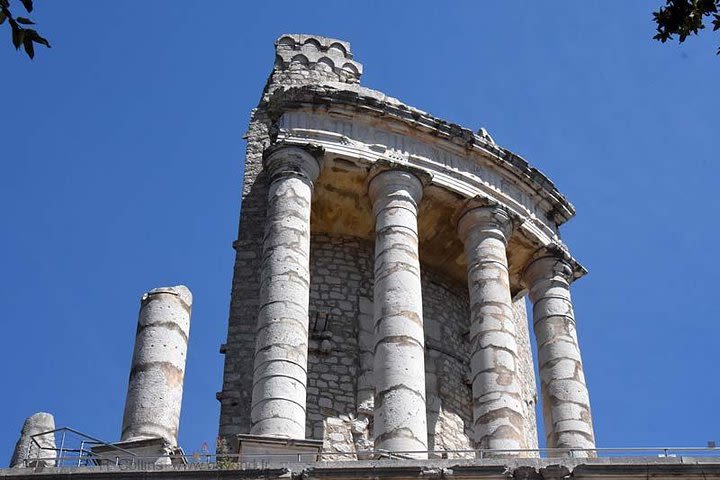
[653,0,720,55]
[1,0,49,58]
[22,32,32,58]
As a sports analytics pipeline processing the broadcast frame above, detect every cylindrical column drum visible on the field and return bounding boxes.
[458,205,527,455]
[9,413,56,468]
[121,285,192,445]
[369,169,428,458]
[250,146,321,439]
[524,253,596,457]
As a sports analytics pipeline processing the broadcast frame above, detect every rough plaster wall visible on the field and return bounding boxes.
[423,276,474,458]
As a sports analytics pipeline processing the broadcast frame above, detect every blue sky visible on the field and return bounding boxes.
[1,1,718,460]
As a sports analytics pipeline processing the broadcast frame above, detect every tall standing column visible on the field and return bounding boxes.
[524,251,596,457]
[457,205,526,455]
[250,145,321,439]
[369,169,428,458]
[121,285,192,445]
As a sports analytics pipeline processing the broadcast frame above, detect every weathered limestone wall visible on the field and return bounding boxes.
[219,33,542,454]
[305,235,476,457]
[513,296,539,453]
[305,234,373,459]
[422,276,474,458]
[223,227,538,453]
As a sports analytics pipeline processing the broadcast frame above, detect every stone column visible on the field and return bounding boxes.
[121,285,192,445]
[368,169,428,458]
[524,251,596,457]
[250,145,321,439]
[457,205,526,455]
[9,413,56,468]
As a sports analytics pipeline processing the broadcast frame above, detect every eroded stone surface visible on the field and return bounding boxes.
[9,413,56,468]
[219,34,358,441]
[369,169,428,458]
[249,147,321,439]
[218,33,596,458]
[524,252,595,457]
[458,205,526,454]
[121,285,191,446]
[513,296,539,454]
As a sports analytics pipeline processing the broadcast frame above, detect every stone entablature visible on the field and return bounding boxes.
[219,33,595,460]
[272,93,573,239]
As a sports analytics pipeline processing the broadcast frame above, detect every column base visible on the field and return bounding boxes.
[233,434,323,463]
[91,437,185,466]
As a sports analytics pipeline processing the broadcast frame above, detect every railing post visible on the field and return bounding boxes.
[77,441,85,467]
[57,430,66,466]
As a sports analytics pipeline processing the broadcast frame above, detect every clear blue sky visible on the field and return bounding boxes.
[1,1,718,460]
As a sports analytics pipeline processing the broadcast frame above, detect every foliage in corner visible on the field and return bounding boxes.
[0,0,50,59]
[653,0,720,54]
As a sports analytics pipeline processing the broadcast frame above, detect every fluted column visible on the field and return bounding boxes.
[524,251,596,457]
[250,145,321,439]
[457,205,526,455]
[368,169,428,458]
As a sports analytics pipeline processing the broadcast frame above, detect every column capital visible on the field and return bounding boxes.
[456,198,513,245]
[367,166,427,211]
[263,143,324,183]
[522,244,587,287]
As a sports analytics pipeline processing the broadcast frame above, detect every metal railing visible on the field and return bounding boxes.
[17,444,720,469]
[21,427,137,468]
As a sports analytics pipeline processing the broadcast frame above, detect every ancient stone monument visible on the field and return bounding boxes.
[217,33,595,459]
[6,32,720,480]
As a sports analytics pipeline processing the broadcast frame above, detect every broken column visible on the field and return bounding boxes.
[250,145,322,439]
[369,169,428,458]
[9,413,56,468]
[458,204,526,455]
[121,285,192,445]
[524,250,596,457]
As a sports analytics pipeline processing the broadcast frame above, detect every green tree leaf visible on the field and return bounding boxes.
[16,16,34,25]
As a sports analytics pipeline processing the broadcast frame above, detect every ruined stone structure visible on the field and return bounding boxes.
[8,413,56,468]
[5,32,720,480]
[121,286,193,446]
[217,33,595,459]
